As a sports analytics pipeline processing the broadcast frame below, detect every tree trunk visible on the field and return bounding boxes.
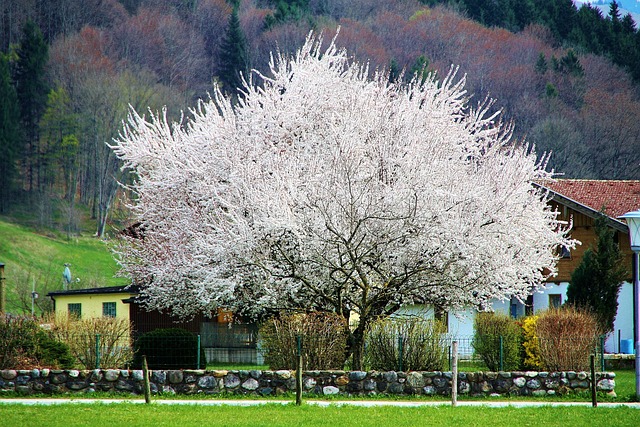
[350,319,368,371]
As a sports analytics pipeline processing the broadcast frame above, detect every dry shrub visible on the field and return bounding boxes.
[44,313,133,369]
[535,307,600,371]
[259,312,348,370]
[365,316,448,371]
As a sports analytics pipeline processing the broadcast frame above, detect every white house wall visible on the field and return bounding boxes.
[609,282,634,353]
[402,281,635,354]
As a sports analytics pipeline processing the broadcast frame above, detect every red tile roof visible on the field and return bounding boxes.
[540,179,640,219]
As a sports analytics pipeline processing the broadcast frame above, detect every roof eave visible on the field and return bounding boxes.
[534,182,629,233]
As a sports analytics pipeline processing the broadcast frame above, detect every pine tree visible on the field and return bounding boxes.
[218,9,248,95]
[567,213,628,335]
[0,54,21,212]
[535,52,548,74]
[14,21,49,192]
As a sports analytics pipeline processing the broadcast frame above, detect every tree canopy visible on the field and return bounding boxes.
[113,33,574,368]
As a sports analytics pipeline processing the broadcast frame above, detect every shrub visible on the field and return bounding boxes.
[0,315,75,369]
[259,312,349,370]
[535,307,600,371]
[472,312,522,371]
[521,315,543,370]
[364,316,448,371]
[133,328,206,369]
[35,330,76,368]
[45,313,133,369]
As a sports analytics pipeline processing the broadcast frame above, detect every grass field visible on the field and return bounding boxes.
[2,402,639,427]
[0,218,126,314]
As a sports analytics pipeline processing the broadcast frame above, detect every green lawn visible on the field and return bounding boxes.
[0,218,126,314]
[2,402,639,427]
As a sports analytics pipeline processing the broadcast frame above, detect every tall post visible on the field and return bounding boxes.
[451,340,458,407]
[0,263,5,314]
[634,251,640,398]
[296,334,303,406]
[95,334,101,370]
[143,355,151,404]
[197,334,201,369]
[398,335,403,372]
[590,354,597,408]
[620,210,640,400]
[31,278,35,316]
[499,336,504,372]
[600,335,605,372]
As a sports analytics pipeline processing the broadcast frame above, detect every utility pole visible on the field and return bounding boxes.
[0,262,5,314]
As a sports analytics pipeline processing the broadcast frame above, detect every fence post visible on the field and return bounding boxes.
[296,334,303,406]
[398,334,404,372]
[452,341,458,407]
[197,334,201,369]
[499,336,504,372]
[590,354,597,407]
[599,335,605,372]
[143,355,151,404]
[95,334,101,370]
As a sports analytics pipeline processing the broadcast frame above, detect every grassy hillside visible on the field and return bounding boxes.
[0,218,127,315]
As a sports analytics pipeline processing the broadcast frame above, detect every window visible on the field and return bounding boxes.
[102,302,116,317]
[68,303,81,318]
[549,294,562,309]
[558,245,571,259]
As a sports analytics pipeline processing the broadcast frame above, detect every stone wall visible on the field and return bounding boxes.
[0,369,617,397]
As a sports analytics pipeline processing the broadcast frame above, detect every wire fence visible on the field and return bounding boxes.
[45,330,607,372]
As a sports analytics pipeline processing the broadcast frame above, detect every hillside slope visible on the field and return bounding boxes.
[0,218,126,315]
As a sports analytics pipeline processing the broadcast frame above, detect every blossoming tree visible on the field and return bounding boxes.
[112,34,574,369]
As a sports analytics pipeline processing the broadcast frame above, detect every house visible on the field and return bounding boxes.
[48,285,137,322]
[419,179,640,353]
[47,285,261,364]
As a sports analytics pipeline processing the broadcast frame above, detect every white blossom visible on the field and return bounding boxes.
[111,33,574,361]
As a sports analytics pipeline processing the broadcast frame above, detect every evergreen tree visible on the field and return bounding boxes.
[535,52,548,74]
[218,9,248,95]
[388,58,400,84]
[264,0,310,27]
[14,21,49,192]
[608,0,622,34]
[559,49,584,77]
[409,55,430,84]
[566,213,628,335]
[0,54,21,212]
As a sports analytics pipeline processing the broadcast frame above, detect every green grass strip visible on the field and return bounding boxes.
[2,402,640,427]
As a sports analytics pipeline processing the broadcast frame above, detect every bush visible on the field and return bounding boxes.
[35,330,76,368]
[0,315,75,369]
[364,316,448,371]
[259,312,348,370]
[521,315,543,370]
[535,307,600,371]
[45,313,133,369]
[133,328,206,369]
[472,312,522,371]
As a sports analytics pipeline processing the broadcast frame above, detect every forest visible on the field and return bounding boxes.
[1,0,640,238]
